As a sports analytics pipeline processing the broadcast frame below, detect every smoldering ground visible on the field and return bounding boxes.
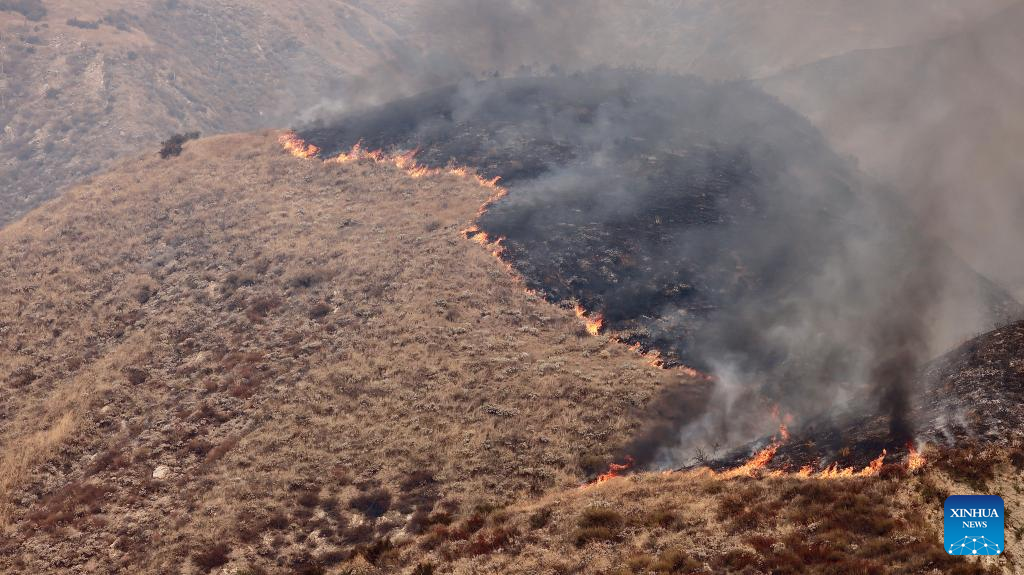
[296,1,1023,467]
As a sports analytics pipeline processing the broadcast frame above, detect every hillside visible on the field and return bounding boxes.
[0,131,1020,574]
[0,131,703,572]
[1,0,1016,232]
[0,0,411,226]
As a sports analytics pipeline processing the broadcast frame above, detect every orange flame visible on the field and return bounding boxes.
[580,456,636,489]
[279,131,320,159]
[574,304,605,336]
[859,449,887,477]
[717,442,780,479]
[906,443,925,472]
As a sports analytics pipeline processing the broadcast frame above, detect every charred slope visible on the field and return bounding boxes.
[299,71,1019,428]
[300,72,852,367]
[705,319,1024,472]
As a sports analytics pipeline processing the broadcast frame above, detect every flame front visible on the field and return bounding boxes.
[276,132,708,378]
[710,442,782,480]
[277,132,929,488]
[907,444,925,472]
[574,304,605,336]
[581,456,636,488]
[279,131,320,159]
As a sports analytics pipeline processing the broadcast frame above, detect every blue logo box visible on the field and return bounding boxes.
[945,495,1004,555]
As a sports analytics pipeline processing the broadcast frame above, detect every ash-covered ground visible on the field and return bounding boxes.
[299,70,1021,462]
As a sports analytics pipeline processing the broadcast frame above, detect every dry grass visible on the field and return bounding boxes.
[425,456,1017,575]
[0,131,1019,573]
[0,131,686,572]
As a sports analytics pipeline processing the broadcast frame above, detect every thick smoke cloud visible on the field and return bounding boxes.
[299,1,1023,466]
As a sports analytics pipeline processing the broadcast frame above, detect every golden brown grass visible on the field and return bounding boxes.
[0,131,1019,574]
[0,131,689,572]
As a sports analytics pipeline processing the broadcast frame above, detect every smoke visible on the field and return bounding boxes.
[296,1,1023,466]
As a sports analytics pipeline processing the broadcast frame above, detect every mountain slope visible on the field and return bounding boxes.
[0,0,411,226]
[1,0,1016,232]
[0,131,702,573]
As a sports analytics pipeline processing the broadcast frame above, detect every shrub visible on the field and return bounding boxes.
[192,542,230,572]
[578,507,624,530]
[297,490,320,508]
[8,366,38,388]
[412,563,435,575]
[468,525,519,555]
[264,510,289,530]
[286,267,328,289]
[528,507,553,529]
[354,538,396,566]
[26,482,109,532]
[186,437,213,457]
[396,469,440,513]
[1011,448,1024,471]
[573,507,624,546]
[123,367,148,385]
[650,549,701,573]
[309,302,332,320]
[246,295,282,322]
[201,435,240,469]
[647,508,683,530]
[573,526,618,546]
[350,488,392,519]
[159,132,200,159]
[66,17,100,29]
[406,509,432,534]
[578,453,610,476]
[936,447,999,490]
[0,0,47,21]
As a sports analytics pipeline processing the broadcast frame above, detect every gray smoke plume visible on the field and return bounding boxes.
[298,1,1024,466]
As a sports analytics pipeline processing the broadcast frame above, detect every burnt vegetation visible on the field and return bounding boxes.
[159,131,200,159]
[299,70,1020,463]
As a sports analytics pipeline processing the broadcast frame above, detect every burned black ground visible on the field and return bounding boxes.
[298,70,1020,458]
[705,320,1024,472]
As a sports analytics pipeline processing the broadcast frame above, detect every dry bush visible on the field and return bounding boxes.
[528,507,553,530]
[309,302,332,320]
[159,132,200,159]
[26,482,109,532]
[573,508,624,546]
[350,488,392,519]
[467,525,519,555]
[353,538,397,566]
[0,0,46,20]
[200,435,240,470]
[412,563,435,575]
[286,267,329,289]
[297,490,320,508]
[122,367,149,386]
[646,508,683,530]
[934,446,999,490]
[192,542,231,572]
[246,295,282,322]
[649,549,702,574]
